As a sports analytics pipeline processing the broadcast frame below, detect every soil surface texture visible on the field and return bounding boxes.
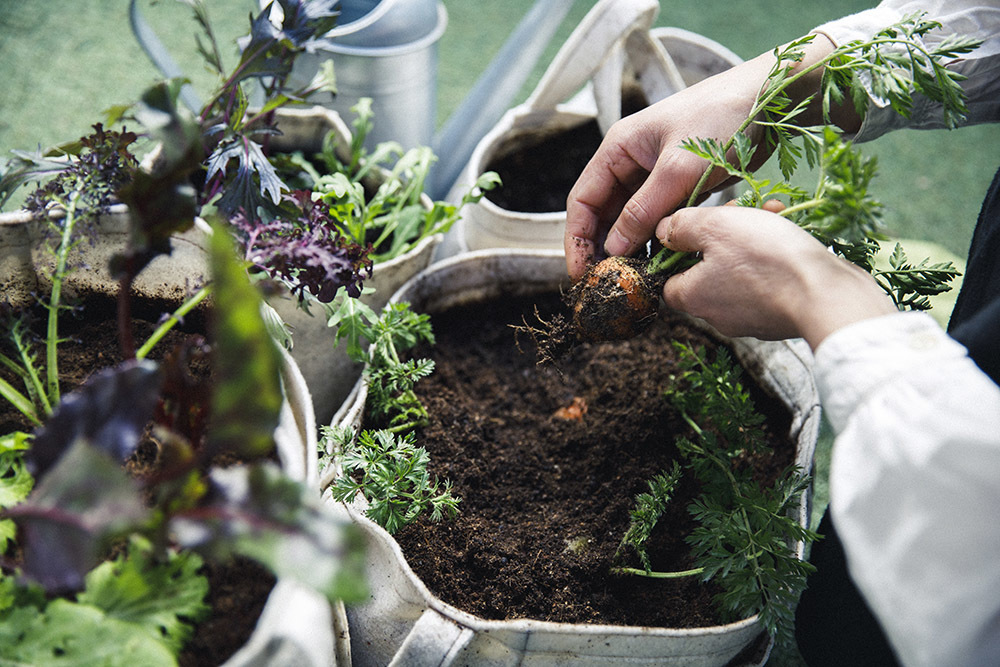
[372,291,796,629]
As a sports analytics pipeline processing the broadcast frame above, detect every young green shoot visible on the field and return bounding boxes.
[323,425,460,535]
[304,99,501,264]
[0,125,139,424]
[327,296,437,434]
[614,341,818,650]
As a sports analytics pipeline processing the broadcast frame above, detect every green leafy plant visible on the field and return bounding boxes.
[613,462,683,573]
[607,19,980,646]
[327,296,437,434]
[614,342,818,650]
[295,99,501,264]
[651,13,977,292]
[323,426,460,535]
[317,295,458,533]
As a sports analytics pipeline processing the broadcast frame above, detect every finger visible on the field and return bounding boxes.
[566,154,647,281]
[603,150,701,257]
[661,267,699,313]
[724,198,784,212]
[654,207,712,254]
[762,198,786,213]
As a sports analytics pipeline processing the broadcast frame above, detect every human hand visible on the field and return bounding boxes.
[655,205,896,349]
[564,34,848,282]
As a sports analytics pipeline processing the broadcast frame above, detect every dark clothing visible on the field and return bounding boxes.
[949,164,1000,378]
[795,165,1000,666]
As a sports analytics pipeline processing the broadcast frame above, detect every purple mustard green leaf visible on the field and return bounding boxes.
[5,440,149,593]
[206,137,286,216]
[274,0,341,51]
[28,361,163,477]
[231,190,372,302]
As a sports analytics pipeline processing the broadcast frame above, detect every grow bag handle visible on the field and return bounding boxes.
[388,607,474,667]
[524,0,686,133]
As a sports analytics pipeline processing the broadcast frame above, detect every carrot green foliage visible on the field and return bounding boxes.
[615,342,818,651]
[649,13,977,309]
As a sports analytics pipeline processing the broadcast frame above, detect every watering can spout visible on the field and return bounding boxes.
[428,0,577,200]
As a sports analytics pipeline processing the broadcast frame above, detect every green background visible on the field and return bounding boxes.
[2,0,998,262]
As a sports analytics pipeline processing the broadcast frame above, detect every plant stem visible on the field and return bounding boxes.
[646,247,697,276]
[776,198,824,218]
[135,286,211,360]
[0,376,41,427]
[6,327,51,417]
[118,271,137,361]
[46,195,82,406]
[611,565,705,579]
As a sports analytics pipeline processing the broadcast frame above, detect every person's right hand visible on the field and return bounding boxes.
[564,34,850,283]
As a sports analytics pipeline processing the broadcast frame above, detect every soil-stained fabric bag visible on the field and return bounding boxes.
[440,0,742,257]
[327,249,821,667]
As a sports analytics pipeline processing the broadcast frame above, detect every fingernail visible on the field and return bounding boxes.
[604,229,630,257]
[655,215,672,245]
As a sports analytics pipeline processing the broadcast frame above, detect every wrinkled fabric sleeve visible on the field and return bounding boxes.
[815,311,1000,667]
[811,0,1000,141]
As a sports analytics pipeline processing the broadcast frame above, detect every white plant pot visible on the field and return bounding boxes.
[328,249,821,666]
[0,203,211,307]
[0,207,346,666]
[441,20,744,258]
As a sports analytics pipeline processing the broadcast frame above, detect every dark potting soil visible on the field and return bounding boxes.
[0,294,273,666]
[483,85,649,214]
[484,120,604,213]
[383,292,796,629]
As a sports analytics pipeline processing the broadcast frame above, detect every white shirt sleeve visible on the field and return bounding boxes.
[811,0,1000,141]
[814,311,1000,667]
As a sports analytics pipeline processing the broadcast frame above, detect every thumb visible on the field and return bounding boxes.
[655,207,712,254]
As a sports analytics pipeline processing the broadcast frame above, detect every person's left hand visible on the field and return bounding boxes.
[656,205,896,348]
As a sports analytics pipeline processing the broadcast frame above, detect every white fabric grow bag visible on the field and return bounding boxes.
[328,249,821,666]
[441,0,743,257]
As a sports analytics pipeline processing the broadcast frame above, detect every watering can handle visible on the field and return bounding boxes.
[524,0,660,113]
[388,607,474,667]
